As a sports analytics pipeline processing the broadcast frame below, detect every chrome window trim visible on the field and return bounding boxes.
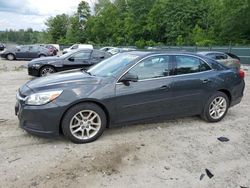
[116,70,214,85]
[116,53,213,84]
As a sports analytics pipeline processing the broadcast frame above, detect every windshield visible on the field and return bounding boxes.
[87,53,139,77]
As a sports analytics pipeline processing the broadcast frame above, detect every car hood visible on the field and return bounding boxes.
[23,69,103,93]
[1,49,14,54]
[30,56,62,64]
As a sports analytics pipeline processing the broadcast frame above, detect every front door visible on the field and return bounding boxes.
[114,55,174,124]
[15,46,29,59]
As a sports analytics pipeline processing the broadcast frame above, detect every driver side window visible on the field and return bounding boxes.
[70,52,91,62]
[20,46,29,52]
[128,55,170,80]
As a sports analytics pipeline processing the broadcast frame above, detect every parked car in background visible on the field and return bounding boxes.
[40,44,58,55]
[100,46,116,52]
[0,43,5,51]
[28,49,111,77]
[107,47,136,55]
[16,51,245,143]
[197,51,241,69]
[49,44,60,52]
[62,44,93,54]
[0,45,52,60]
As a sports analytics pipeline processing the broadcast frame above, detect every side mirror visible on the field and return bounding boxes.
[68,57,75,62]
[119,73,138,86]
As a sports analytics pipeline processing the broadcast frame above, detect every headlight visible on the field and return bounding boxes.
[32,64,41,68]
[25,90,63,105]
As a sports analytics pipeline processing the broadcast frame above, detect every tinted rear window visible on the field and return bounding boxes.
[174,56,211,75]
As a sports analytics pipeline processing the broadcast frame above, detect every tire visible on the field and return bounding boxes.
[39,66,56,77]
[6,53,15,61]
[39,54,46,58]
[201,91,229,122]
[61,103,107,144]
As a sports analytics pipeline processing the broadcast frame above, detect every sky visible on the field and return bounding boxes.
[0,0,96,31]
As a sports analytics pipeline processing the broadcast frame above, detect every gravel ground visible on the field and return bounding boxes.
[0,59,249,188]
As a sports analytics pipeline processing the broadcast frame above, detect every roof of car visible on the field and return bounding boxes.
[197,51,226,55]
[125,50,203,57]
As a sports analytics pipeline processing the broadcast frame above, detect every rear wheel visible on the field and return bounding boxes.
[39,54,46,58]
[201,91,229,122]
[39,66,55,77]
[6,53,15,61]
[61,103,106,144]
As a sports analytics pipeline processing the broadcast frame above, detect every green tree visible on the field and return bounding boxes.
[215,0,250,44]
[45,14,70,43]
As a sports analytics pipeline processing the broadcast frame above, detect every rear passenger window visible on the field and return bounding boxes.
[175,56,211,75]
[91,51,105,59]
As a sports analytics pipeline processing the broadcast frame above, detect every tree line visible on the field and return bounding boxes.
[1,0,250,48]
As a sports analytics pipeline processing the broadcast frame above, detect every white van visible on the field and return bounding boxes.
[62,44,93,54]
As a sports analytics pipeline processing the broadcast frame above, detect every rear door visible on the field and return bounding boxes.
[114,55,175,124]
[90,50,107,65]
[170,55,213,116]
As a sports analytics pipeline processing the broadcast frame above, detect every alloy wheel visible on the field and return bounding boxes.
[41,67,55,76]
[209,96,227,120]
[69,110,102,140]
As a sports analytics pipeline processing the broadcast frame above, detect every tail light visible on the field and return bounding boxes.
[238,69,245,79]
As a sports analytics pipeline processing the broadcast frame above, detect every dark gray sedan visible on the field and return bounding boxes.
[28,49,111,77]
[15,51,245,143]
[1,45,52,60]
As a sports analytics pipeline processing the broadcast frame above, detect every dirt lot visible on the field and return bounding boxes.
[0,59,249,188]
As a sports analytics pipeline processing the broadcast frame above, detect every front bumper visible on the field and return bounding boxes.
[28,66,40,77]
[0,53,6,59]
[15,98,65,137]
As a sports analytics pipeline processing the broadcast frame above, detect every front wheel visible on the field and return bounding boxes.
[39,66,55,77]
[6,53,15,60]
[61,103,107,144]
[201,92,229,122]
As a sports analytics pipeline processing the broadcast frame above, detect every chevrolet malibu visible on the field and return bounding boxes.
[15,51,245,143]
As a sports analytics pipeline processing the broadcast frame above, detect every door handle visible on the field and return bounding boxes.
[202,79,211,84]
[159,85,169,90]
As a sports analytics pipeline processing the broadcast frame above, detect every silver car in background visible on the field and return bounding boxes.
[197,51,241,69]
